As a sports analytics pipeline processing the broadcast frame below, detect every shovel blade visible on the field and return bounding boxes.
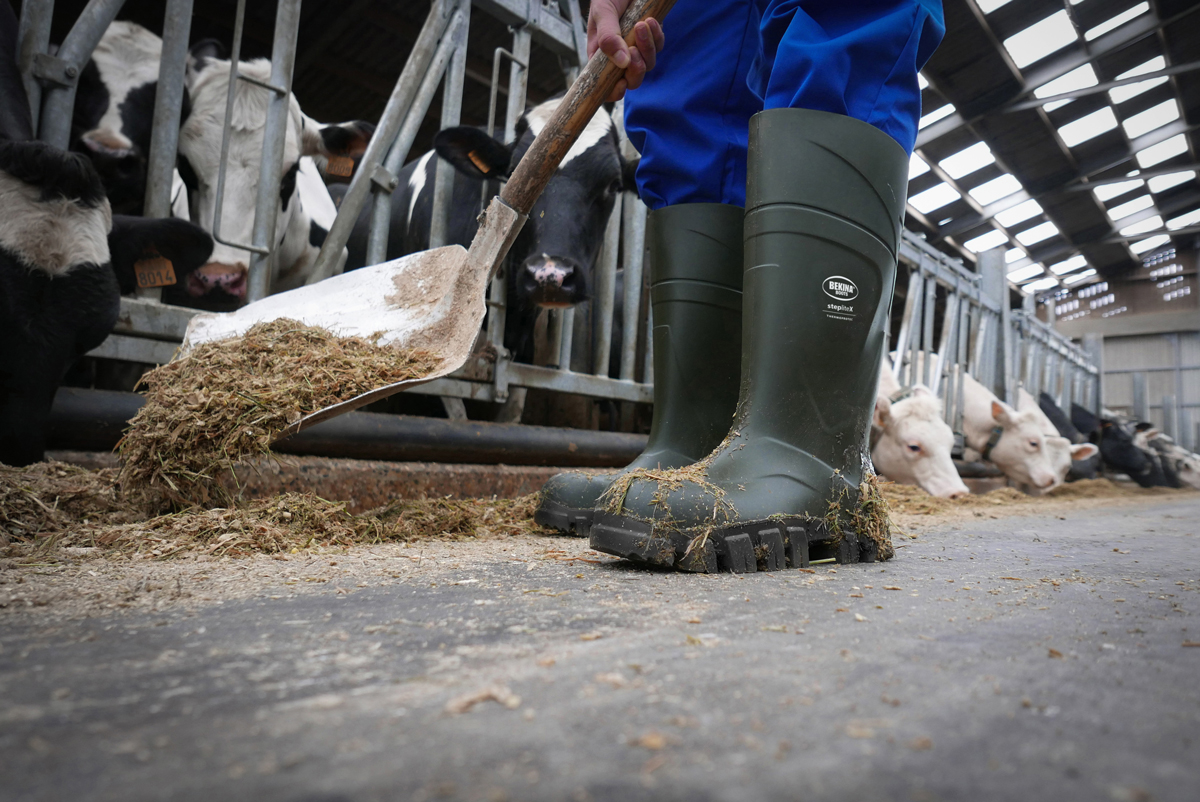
[180,245,489,435]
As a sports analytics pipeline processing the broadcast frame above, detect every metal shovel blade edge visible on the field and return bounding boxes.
[179,244,482,440]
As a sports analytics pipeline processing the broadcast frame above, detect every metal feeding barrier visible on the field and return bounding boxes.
[890,245,1101,451]
[17,0,1100,445]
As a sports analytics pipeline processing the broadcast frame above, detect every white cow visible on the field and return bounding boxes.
[177,52,372,301]
[872,357,970,498]
[961,373,1060,490]
[1016,388,1099,489]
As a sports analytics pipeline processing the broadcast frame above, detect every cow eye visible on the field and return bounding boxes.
[907,444,921,453]
[1029,440,1040,450]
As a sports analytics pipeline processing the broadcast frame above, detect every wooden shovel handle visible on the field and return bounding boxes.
[499,0,677,215]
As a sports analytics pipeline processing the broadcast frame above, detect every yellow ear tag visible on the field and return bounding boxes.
[326,155,354,177]
[134,254,176,288]
[467,149,491,175]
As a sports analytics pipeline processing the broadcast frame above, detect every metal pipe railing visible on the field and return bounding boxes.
[16,0,54,133]
[308,0,457,282]
[36,0,127,148]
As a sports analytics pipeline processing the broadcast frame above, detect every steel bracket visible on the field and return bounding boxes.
[32,53,79,87]
[370,164,400,194]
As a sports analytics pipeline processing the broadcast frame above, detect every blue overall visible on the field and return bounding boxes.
[624,0,945,210]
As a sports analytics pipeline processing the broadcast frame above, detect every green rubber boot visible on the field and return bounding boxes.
[590,108,909,572]
[533,203,744,535]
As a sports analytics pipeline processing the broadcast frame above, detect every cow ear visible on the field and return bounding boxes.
[621,157,640,195]
[107,215,214,294]
[991,399,1016,426]
[434,127,513,179]
[873,396,892,428]
[1071,443,1099,460]
[302,119,373,159]
[910,384,934,398]
[187,39,225,82]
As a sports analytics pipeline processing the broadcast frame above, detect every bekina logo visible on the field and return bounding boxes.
[823,276,859,301]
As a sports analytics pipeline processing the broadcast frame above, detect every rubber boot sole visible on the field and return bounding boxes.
[532,498,595,537]
[589,513,880,573]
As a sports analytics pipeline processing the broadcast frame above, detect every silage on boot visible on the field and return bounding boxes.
[117,320,439,509]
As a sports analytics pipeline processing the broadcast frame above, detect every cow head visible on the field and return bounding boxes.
[177,52,371,304]
[434,98,638,310]
[872,387,969,498]
[986,399,1060,489]
[1018,388,1098,487]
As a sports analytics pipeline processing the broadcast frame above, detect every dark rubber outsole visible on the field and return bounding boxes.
[589,513,878,573]
[532,498,594,537]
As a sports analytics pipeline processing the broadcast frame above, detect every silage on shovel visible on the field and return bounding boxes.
[118,320,439,509]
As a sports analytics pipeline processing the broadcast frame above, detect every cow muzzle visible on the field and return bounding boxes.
[187,262,248,299]
[521,256,580,308]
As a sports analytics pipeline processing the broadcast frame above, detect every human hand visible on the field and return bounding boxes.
[586,0,665,102]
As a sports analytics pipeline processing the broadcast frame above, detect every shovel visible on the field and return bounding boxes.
[181,0,676,441]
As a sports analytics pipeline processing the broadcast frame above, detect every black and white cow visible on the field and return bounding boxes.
[176,51,372,308]
[332,97,637,363]
[0,7,213,467]
[1071,404,1171,487]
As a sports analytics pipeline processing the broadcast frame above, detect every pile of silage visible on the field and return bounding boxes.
[118,319,440,509]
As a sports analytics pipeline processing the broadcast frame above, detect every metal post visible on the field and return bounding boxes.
[244,0,302,303]
[1133,372,1148,421]
[592,195,623,377]
[37,0,128,148]
[931,293,958,397]
[892,268,921,384]
[1162,394,1176,437]
[309,0,456,282]
[364,8,465,267]
[979,248,1013,403]
[921,274,936,387]
[429,0,470,249]
[619,198,647,381]
[138,0,194,301]
[16,0,54,132]
[1082,332,1104,412]
[558,307,576,371]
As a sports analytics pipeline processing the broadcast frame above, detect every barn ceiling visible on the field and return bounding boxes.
[914,0,1200,298]
[21,0,1200,300]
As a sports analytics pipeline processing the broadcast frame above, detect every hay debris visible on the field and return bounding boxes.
[1,461,547,561]
[118,320,439,509]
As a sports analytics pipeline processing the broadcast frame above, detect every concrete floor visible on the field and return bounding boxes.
[2,497,1199,802]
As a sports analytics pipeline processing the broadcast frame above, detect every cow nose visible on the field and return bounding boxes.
[523,257,578,307]
[947,488,969,500]
[186,262,248,299]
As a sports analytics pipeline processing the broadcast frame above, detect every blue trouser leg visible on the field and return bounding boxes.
[624,0,945,209]
[623,0,764,210]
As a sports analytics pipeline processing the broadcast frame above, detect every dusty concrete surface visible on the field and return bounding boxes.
[2,495,1198,802]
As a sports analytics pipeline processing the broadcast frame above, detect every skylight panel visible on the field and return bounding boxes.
[1130,235,1170,254]
[965,230,1010,252]
[1058,107,1118,147]
[1122,100,1179,140]
[1064,269,1098,285]
[939,142,994,179]
[1119,215,1163,236]
[995,199,1043,227]
[908,183,961,213]
[1050,255,1088,275]
[1034,65,1097,112]
[1024,276,1061,292]
[1136,134,1188,168]
[909,154,930,180]
[1108,194,1154,221]
[1084,3,1148,42]
[976,0,1013,13]
[920,104,955,129]
[1110,57,1167,105]
[918,73,929,90]
[969,174,1022,205]
[1092,179,1144,202]
[1016,221,1059,245]
[1148,171,1195,193]
[1004,11,1075,70]
[1166,209,1200,230]
[1006,248,1026,263]
[1008,264,1044,282]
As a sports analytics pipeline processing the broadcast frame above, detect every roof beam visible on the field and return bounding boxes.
[1005,59,1200,111]
[916,3,1200,149]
